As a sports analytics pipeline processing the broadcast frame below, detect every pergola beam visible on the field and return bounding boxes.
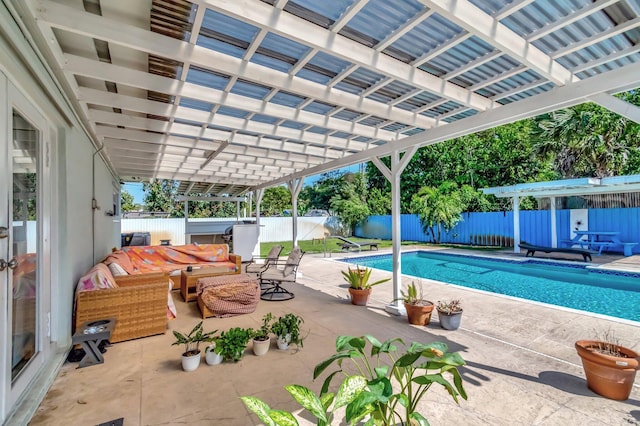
[33,0,434,129]
[64,54,398,143]
[200,0,493,112]
[419,0,573,85]
[254,61,640,190]
[589,93,640,124]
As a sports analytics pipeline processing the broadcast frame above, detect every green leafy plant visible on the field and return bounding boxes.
[271,313,305,348]
[398,281,431,306]
[171,321,217,356]
[342,265,390,290]
[215,327,253,362]
[241,334,467,425]
[253,313,274,341]
[436,299,463,314]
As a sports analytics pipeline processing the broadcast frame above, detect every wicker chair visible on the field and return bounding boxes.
[74,272,169,343]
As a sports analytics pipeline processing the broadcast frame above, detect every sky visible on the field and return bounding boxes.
[122,164,364,204]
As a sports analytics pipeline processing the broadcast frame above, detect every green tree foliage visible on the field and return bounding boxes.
[300,171,344,212]
[184,196,240,218]
[120,189,137,212]
[534,92,640,178]
[367,187,391,215]
[261,186,291,216]
[143,179,180,216]
[330,173,371,235]
[410,182,466,244]
[366,119,552,213]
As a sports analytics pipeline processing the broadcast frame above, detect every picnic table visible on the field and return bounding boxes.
[563,231,638,256]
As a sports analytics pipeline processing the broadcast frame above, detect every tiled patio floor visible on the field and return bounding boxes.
[31,248,640,425]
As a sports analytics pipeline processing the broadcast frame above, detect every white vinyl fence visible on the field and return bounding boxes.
[120,216,342,246]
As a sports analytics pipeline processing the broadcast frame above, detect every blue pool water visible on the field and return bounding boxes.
[344,251,640,322]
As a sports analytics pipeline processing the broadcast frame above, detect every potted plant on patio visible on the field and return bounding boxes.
[398,281,434,325]
[205,341,223,365]
[172,321,217,372]
[342,265,390,306]
[252,313,274,356]
[575,330,640,400]
[241,334,467,425]
[437,299,463,330]
[216,327,253,362]
[271,313,304,350]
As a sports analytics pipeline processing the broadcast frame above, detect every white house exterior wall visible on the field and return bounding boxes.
[0,3,117,423]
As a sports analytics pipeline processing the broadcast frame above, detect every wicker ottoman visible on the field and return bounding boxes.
[196,273,259,319]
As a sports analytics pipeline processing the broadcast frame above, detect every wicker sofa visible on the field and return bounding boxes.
[74,244,241,343]
[74,269,170,343]
[108,243,241,288]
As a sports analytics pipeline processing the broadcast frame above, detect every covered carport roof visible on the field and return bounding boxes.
[482,174,640,251]
[10,0,640,196]
[482,174,640,198]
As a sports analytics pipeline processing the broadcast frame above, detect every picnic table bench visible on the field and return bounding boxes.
[562,231,638,256]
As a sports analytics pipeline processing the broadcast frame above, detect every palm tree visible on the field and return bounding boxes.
[410,182,465,244]
[534,94,640,178]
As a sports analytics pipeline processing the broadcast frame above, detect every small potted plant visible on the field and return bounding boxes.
[399,281,434,326]
[205,341,223,365]
[575,330,640,400]
[172,321,217,371]
[342,265,390,306]
[252,313,274,356]
[215,327,253,362]
[271,313,305,350]
[436,299,463,330]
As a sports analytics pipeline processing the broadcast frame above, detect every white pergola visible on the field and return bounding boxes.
[482,174,640,251]
[9,0,640,313]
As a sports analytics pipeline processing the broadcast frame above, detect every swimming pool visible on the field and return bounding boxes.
[343,251,640,322]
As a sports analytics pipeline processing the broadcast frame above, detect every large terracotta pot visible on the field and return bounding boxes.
[575,340,640,400]
[349,288,372,306]
[404,302,434,325]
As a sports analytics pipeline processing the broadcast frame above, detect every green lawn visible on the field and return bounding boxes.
[259,238,507,256]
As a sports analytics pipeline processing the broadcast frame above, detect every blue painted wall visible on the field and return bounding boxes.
[356,208,640,254]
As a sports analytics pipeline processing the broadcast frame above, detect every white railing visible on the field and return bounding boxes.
[120,216,338,245]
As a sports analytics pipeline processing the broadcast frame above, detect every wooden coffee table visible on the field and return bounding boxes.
[180,267,234,302]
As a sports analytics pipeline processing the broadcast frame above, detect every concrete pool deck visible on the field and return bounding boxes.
[30,247,640,425]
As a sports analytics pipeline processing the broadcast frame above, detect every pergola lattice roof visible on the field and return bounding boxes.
[14,0,640,196]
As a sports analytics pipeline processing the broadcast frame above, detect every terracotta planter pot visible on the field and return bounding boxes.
[404,302,434,325]
[575,340,640,400]
[349,288,372,306]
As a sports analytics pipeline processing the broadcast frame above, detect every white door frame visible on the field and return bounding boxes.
[1,75,53,420]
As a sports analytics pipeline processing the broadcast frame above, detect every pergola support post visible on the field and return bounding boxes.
[371,146,418,316]
[254,189,263,227]
[550,196,557,248]
[287,178,304,247]
[254,188,264,250]
[513,196,520,253]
